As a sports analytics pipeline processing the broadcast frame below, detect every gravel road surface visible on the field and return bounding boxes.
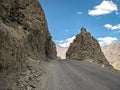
[42,60,120,90]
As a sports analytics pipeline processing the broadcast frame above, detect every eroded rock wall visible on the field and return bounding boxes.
[0,0,57,71]
[0,0,57,89]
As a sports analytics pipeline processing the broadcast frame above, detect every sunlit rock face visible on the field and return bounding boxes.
[102,42,120,70]
[66,27,113,68]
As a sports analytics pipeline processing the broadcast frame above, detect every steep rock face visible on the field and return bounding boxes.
[0,0,57,89]
[66,27,112,68]
[0,0,57,71]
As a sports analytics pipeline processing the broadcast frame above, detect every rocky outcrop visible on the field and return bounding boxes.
[0,0,57,71]
[66,27,112,68]
[0,0,57,89]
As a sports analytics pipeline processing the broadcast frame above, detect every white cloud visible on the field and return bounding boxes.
[98,37,118,47]
[57,36,76,47]
[88,0,118,16]
[104,24,112,29]
[104,24,120,30]
[56,40,66,44]
[77,12,83,15]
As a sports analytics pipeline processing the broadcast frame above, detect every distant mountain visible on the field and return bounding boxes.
[102,42,120,70]
[56,46,68,59]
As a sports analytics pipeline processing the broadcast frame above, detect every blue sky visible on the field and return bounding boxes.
[40,0,120,47]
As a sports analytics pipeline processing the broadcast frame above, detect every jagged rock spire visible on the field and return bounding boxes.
[66,27,113,68]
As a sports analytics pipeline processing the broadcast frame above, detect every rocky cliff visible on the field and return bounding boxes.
[0,0,57,89]
[66,27,112,68]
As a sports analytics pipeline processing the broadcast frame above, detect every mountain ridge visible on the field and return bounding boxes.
[102,42,120,70]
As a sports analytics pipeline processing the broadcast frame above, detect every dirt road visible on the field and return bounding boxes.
[42,60,120,90]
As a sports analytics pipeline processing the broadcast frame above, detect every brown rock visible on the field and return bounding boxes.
[66,27,112,68]
[0,0,57,71]
[0,0,57,89]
